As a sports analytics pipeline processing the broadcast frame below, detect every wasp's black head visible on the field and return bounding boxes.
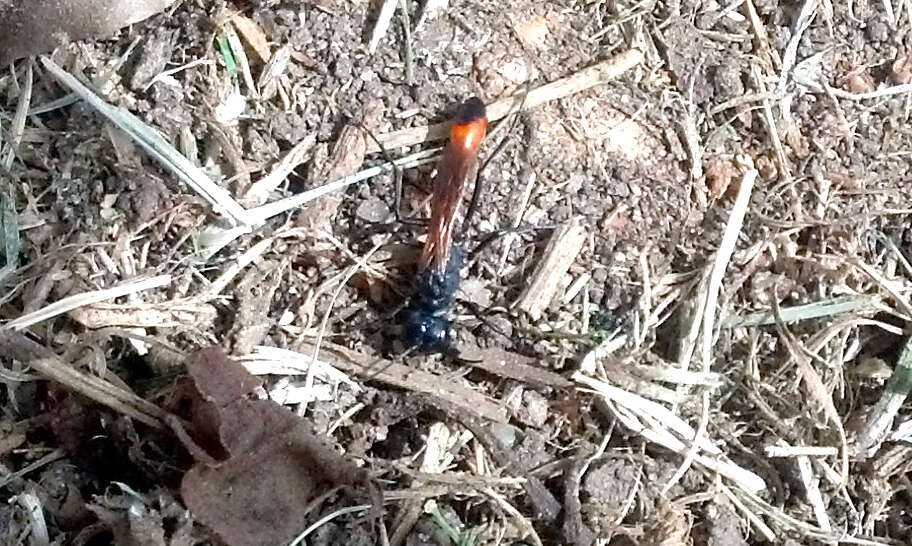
[453,97,486,125]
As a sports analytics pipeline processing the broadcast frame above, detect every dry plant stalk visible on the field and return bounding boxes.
[0,330,168,429]
[367,49,645,152]
[3,275,172,331]
[68,300,217,328]
[295,339,508,423]
[772,298,848,485]
[514,217,587,321]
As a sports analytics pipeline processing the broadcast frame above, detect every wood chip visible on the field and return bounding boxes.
[514,217,587,321]
[231,13,271,63]
[455,344,571,389]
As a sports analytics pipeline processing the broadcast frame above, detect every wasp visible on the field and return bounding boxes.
[402,97,487,352]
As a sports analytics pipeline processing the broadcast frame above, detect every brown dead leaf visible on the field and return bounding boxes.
[174,348,372,546]
[0,0,174,65]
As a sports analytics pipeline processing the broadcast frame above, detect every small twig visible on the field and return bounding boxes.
[294,339,509,423]
[367,49,644,152]
[0,330,169,429]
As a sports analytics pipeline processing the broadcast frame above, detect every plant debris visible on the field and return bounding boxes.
[4,0,912,543]
[173,348,374,546]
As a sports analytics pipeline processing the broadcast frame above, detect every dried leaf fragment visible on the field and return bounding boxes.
[175,348,371,546]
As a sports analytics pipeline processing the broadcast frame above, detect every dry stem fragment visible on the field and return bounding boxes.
[514,217,586,321]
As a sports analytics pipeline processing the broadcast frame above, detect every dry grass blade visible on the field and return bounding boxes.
[39,56,254,227]
[243,134,316,205]
[852,336,912,459]
[722,294,878,329]
[699,168,757,369]
[2,275,171,331]
[771,297,848,485]
[224,24,256,95]
[247,148,438,223]
[235,346,361,392]
[197,238,274,301]
[0,182,19,290]
[574,372,767,494]
[777,0,819,96]
[764,444,839,457]
[666,169,756,494]
[368,0,399,53]
[2,60,32,170]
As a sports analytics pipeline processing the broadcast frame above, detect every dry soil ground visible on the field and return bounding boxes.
[2,0,912,545]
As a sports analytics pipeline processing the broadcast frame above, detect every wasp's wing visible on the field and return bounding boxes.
[419,148,477,272]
